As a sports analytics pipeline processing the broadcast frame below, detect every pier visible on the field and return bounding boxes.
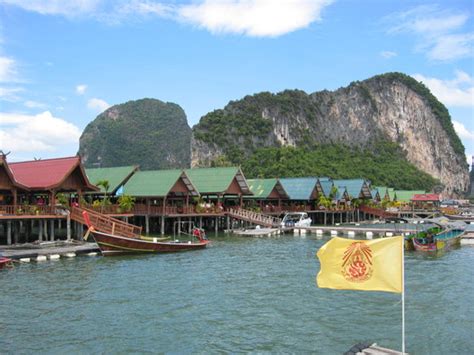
[2,241,100,260]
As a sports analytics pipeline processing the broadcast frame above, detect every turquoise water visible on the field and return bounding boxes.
[1,234,473,354]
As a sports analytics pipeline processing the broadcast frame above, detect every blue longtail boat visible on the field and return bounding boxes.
[412,228,464,252]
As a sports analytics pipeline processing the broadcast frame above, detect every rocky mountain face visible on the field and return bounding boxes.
[192,73,469,196]
[79,98,191,170]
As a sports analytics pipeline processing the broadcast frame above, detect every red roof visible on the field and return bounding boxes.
[411,193,440,202]
[9,156,94,190]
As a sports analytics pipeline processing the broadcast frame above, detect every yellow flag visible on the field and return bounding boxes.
[316,236,403,293]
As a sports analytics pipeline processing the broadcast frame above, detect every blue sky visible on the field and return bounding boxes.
[0,0,473,166]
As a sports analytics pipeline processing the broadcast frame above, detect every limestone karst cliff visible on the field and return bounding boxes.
[192,73,469,196]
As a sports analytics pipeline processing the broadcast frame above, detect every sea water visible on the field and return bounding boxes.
[1,234,473,354]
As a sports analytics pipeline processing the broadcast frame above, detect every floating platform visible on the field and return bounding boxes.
[461,231,474,245]
[345,342,407,355]
[1,241,100,259]
[232,228,280,237]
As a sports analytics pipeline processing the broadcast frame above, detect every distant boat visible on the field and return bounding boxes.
[0,257,13,269]
[280,212,312,228]
[82,211,210,256]
[412,228,464,252]
[445,211,474,221]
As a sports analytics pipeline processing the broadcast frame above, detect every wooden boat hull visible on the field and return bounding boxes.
[412,238,437,251]
[436,235,461,250]
[90,230,210,256]
[0,257,13,269]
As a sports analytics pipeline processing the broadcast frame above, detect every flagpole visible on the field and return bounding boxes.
[401,237,405,354]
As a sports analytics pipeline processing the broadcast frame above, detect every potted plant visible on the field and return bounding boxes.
[118,195,135,213]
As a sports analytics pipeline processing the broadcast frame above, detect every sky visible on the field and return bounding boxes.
[0,0,473,167]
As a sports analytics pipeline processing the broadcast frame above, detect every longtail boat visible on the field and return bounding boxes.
[82,211,210,256]
[412,228,464,252]
[0,257,13,269]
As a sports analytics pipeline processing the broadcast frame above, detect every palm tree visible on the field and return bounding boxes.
[96,179,110,212]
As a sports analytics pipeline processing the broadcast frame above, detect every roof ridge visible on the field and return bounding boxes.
[9,156,79,165]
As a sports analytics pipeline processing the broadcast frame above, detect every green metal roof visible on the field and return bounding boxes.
[86,166,137,194]
[247,178,277,198]
[334,185,349,201]
[371,189,380,200]
[374,186,387,198]
[279,177,318,200]
[394,190,426,203]
[185,167,251,195]
[387,188,396,201]
[246,178,288,199]
[123,169,198,197]
[332,179,372,199]
[319,180,334,197]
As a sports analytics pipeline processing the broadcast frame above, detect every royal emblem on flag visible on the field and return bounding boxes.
[341,242,373,282]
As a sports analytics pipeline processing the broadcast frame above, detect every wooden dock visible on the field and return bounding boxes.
[227,223,423,238]
[1,241,100,259]
[293,224,425,235]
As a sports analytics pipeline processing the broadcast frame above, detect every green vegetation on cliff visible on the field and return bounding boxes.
[213,142,438,190]
[79,98,191,170]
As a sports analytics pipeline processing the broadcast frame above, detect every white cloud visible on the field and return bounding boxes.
[177,0,333,37]
[2,0,333,37]
[453,121,474,141]
[0,111,81,154]
[87,97,110,112]
[76,84,88,95]
[380,50,397,59]
[24,100,47,109]
[412,71,474,107]
[0,56,18,82]
[0,0,101,17]
[428,33,474,61]
[386,5,473,61]
[116,0,172,17]
[0,87,23,101]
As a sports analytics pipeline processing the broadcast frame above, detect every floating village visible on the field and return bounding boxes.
[2,152,473,354]
[1,152,473,262]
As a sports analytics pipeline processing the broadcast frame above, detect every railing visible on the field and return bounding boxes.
[360,205,397,219]
[71,206,142,239]
[0,204,64,216]
[260,206,283,213]
[83,204,135,215]
[131,204,226,216]
[228,208,282,228]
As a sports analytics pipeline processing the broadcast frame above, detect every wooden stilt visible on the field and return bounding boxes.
[6,221,12,245]
[38,220,43,241]
[145,215,150,235]
[50,220,55,241]
[161,215,165,235]
[43,219,49,239]
[66,214,71,241]
[13,221,19,244]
